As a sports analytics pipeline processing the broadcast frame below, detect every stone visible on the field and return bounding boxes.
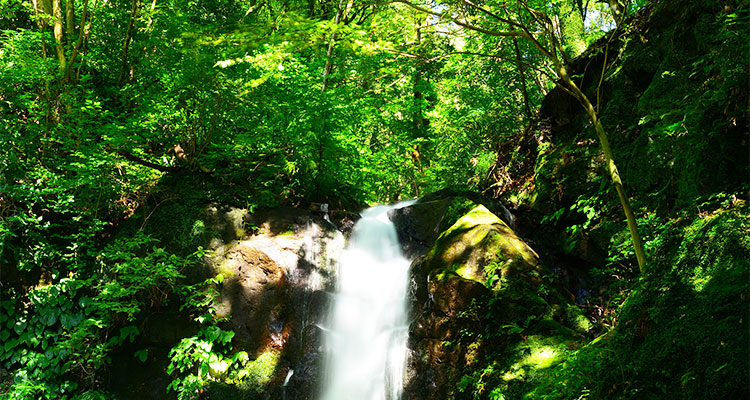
[406,204,587,400]
[212,244,288,353]
[389,198,452,259]
[425,205,539,290]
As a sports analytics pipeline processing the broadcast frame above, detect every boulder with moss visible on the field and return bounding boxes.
[389,190,519,262]
[404,205,591,399]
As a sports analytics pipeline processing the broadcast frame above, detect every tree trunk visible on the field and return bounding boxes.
[65,0,75,43]
[608,0,627,26]
[117,0,140,86]
[412,18,425,140]
[557,65,646,272]
[512,36,532,119]
[321,0,353,92]
[64,0,89,84]
[321,0,343,92]
[52,0,66,70]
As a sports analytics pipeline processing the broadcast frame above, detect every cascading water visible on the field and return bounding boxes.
[322,201,415,400]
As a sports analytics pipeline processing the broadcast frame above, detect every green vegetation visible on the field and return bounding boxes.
[1,0,747,398]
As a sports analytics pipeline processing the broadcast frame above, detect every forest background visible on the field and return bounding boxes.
[0,0,748,398]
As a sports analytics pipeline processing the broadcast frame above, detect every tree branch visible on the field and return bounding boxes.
[64,0,89,83]
[117,150,178,172]
[393,0,527,38]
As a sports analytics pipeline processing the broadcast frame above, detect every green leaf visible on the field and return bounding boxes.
[120,325,140,343]
[13,319,27,334]
[134,349,149,363]
[4,338,18,352]
[40,311,58,326]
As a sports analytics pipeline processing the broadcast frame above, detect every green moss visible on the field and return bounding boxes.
[215,260,236,280]
[206,351,280,400]
[565,304,593,333]
[238,351,279,386]
[277,230,295,237]
[515,206,750,399]
[428,205,539,291]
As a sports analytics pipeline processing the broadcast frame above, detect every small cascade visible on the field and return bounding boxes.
[322,201,415,400]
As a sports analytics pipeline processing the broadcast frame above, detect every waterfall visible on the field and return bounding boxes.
[322,201,415,400]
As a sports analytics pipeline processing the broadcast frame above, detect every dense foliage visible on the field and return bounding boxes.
[1,0,747,398]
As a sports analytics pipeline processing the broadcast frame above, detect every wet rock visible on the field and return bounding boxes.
[328,210,361,237]
[389,199,452,259]
[285,324,326,400]
[205,207,344,398]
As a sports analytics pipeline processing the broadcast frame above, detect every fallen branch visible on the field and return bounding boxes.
[117,150,178,172]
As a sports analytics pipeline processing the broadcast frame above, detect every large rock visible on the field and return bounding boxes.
[203,207,346,399]
[389,199,452,259]
[405,205,589,399]
[213,244,288,353]
[388,192,519,262]
[423,205,539,287]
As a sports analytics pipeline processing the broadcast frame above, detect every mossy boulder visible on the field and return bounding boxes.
[424,205,539,289]
[390,190,520,262]
[405,205,590,399]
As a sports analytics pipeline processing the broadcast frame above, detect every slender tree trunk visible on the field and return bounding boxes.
[321,0,353,91]
[412,18,425,139]
[65,0,75,43]
[64,0,89,84]
[606,0,627,26]
[321,0,343,92]
[75,10,92,81]
[512,37,531,119]
[31,0,52,126]
[31,0,49,57]
[321,41,336,92]
[557,65,646,272]
[117,0,140,86]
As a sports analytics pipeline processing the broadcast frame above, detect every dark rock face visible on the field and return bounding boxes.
[389,199,452,259]
[284,324,326,400]
[404,272,491,400]
[328,210,361,237]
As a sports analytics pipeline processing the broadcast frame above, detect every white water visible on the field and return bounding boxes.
[322,201,415,400]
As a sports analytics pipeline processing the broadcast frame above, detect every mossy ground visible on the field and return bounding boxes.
[475,205,749,400]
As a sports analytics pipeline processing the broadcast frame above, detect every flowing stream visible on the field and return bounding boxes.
[321,201,415,400]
